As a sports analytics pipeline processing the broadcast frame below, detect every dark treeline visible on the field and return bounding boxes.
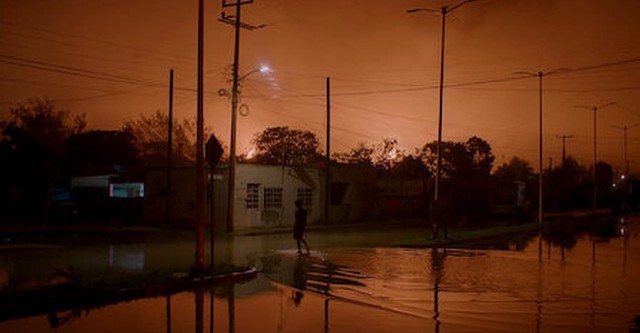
[0,99,630,225]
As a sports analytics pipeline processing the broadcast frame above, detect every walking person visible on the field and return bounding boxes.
[294,200,310,255]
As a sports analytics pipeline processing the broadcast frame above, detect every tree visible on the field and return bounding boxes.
[333,138,405,172]
[373,138,405,172]
[122,110,200,167]
[390,154,430,178]
[333,142,375,167]
[466,136,494,178]
[494,157,534,182]
[1,99,85,164]
[251,126,322,166]
[0,98,85,222]
[65,130,140,176]
[546,156,589,209]
[593,161,615,207]
[417,136,495,223]
[418,136,495,181]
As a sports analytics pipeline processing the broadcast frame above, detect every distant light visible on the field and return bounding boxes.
[621,174,627,180]
[259,65,271,74]
[247,148,256,159]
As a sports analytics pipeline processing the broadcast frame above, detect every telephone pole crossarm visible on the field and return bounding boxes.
[218,11,265,30]
[222,0,253,7]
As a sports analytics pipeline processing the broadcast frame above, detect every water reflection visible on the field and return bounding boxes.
[1,215,639,332]
[430,247,445,333]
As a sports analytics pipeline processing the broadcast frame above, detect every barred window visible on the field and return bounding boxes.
[263,187,283,209]
[297,188,313,213]
[246,183,260,209]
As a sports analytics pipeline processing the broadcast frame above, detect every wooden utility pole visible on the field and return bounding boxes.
[219,0,261,234]
[166,69,174,226]
[325,77,331,225]
[555,134,573,166]
[195,0,205,270]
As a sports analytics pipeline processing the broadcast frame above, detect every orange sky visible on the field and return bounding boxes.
[1,0,639,174]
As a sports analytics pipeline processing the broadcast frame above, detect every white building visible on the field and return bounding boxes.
[144,163,377,231]
[232,164,321,229]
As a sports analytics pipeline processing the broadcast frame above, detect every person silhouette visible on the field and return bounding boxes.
[294,200,310,255]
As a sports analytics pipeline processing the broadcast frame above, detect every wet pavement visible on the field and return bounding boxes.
[1,215,640,332]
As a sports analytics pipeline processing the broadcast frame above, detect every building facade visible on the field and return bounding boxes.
[144,163,380,231]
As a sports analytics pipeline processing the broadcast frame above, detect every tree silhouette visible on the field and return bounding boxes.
[0,99,85,222]
[494,157,534,182]
[546,156,588,209]
[122,110,201,167]
[251,126,322,166]
[418,136,494,181]
[333,138,405,172]
[332,142,374,167]
[417,136,495,224]
[65,130,140,176]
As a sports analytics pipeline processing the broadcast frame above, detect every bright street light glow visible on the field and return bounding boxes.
[259,65,271,73]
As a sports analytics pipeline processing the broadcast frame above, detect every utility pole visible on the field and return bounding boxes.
[407,0,483,239]
[515,68,567,225]
[219,0,262,234]
[613,123,640,176]
[613,122,640,210]
[195,0,205,270]
[555,134,573,166]
[576,102,616,209]
[166,69,174,226]
[325,77,331,226]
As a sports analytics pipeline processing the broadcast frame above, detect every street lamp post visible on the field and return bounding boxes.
[515,69,566,225]
[407,0,481,239]
[220,0,265,234]
[613,122,640,210]
[226,65,270,233]
[612,123,640,176]
[576,102,616,209]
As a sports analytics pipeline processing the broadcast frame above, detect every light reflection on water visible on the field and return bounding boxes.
[1,216,640,332]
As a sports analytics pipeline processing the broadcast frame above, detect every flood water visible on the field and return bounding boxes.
[1,215,640,332]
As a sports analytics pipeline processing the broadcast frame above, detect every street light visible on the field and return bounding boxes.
[612,122,640,176]
[514,69,568,225]
[227,64,271,233]
[576,102,616,209]
[408,0,482,239]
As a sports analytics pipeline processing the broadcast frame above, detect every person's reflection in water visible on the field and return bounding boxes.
[292,257,308,306]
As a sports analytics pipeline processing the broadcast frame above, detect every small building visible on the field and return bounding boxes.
[233,164,322,229]
[489,180,527,216]
[144,163,378,231]
[70,174,144,223]
[377,177,427,218]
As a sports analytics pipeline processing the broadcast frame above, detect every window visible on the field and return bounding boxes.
[109,183,145,198]
[263,187,283,209]
[246,183,260,209]
[297,188,313,213]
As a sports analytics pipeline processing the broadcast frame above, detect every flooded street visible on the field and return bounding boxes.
[1,215,640,332]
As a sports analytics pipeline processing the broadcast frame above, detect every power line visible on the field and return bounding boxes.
[276,57,640,98]
[0,54,205,94]
[0,54,165,88]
